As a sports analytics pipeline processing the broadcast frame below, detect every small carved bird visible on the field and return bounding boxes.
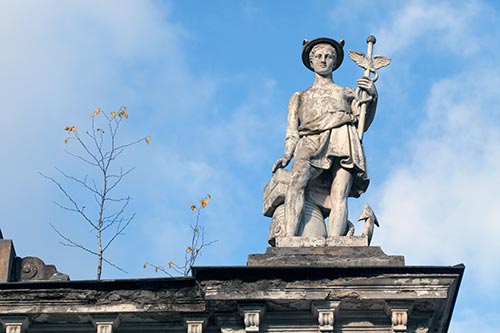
[358,203,379,245]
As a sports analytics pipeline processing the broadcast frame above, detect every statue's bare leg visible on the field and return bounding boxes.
[284,160,319,236]
[328,165,354,237]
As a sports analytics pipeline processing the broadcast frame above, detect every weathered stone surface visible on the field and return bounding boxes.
[13,257,69,282]
[0,232,69,282]
[0,264,463,333]
[247,246,405,267]
[274,236,369,247]
[0,278,204,314]
[263,168,288,218]
[0,316,29,333]
[266,37,389,242]
[195,264,463,333]
[0,240,16,282]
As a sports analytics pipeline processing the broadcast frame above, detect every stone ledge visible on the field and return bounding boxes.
[247,246,405,267]
[275,236,368,247]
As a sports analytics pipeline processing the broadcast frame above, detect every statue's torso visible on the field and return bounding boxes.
[298,84,353,124]
[297,84,354,133]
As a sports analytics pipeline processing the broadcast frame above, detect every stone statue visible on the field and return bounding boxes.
[263,36,390,246]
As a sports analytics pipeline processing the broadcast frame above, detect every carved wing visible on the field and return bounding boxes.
[348,50,368,69]
[373,56,391,69]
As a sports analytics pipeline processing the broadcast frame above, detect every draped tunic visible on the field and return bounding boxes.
[284,84,373,198]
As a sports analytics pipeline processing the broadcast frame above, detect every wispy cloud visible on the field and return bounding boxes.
[371,0,500,290]
[375,0,482,56]
[0,0,218,278]
[369,0,500,328]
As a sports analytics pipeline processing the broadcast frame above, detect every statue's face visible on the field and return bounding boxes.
[309,44,336,75]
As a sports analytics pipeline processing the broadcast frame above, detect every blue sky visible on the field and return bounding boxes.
[1,1,499,331]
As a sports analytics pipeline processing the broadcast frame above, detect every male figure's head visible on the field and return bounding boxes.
[309,43,336,75]
[301,37,344,72]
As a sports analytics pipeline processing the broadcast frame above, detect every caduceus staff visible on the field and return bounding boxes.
[349,35,391,141]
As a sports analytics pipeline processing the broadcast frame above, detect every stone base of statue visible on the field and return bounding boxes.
[248,245,404,267]
[273,235,369,247]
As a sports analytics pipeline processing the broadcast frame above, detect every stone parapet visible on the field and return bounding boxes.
[0,264,463,333]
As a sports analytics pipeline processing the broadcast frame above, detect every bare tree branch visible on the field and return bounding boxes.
[63,149,99,167]
[74,132,102,167]
[106,168,135,194]
[146,195,216,277]
[55,167,102,197]
[103,214,134,252]
[43,107,146,279]
[50,223,129,274]
[41,172,97,229]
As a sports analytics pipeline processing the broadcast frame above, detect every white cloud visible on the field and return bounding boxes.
[339,2,500,325]
[0,0,218,279]
[0,0,284,279]
[373,0,500,292]
[375,0,482,56]
[382,118,500,286]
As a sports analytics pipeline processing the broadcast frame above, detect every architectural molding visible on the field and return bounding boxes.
[185,318,207,333]
[0,316,29,333]
[385,302,414,333]
[91,315,120,333]
[312,301,341,332]
[239,304,266,333]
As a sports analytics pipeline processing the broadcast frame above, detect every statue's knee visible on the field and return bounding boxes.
[290,160,311,181]
[289,171,309,189]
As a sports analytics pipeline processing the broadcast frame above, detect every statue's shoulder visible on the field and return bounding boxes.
[298,87,314,98]
[288,91,304,104]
